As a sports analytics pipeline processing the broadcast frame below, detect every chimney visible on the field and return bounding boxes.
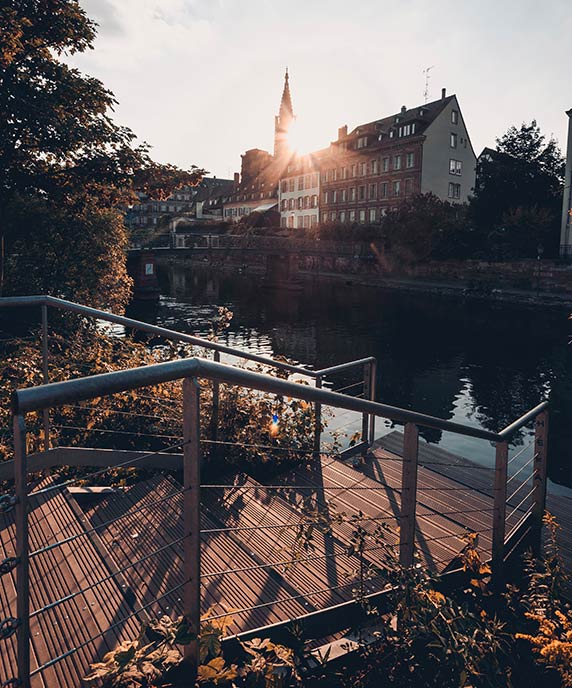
[441,87,447,100]
[401,105,407,114]
[338,124,348,140]
[233,172,240,187]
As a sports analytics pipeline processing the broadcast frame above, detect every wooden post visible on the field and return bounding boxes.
[532,410,549,555]
[492,441,508,583]
[399,423,419,568]
[182,378,201,679]
[210,351,220,461]
[313,375,322,460]
[41,304,50,452]
[14,414,30,688]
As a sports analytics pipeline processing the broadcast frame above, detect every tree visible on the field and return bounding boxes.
[0,0,204,309]
[382,193,472,264]
[472,121,564,258]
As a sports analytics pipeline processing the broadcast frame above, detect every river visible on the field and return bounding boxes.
[127,264,572,495]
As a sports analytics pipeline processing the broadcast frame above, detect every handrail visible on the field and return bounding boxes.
[0,295,373,382]
[497,400,549,440]
[0,295,319,378]
[13,355,503,442]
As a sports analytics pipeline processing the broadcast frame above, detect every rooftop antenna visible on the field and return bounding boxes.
[423,65,434,103]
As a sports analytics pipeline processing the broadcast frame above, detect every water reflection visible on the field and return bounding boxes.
[130,264,572,490]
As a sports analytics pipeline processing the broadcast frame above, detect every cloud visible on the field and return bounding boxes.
[80,0,124,36]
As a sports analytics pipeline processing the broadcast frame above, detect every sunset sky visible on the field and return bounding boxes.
[72,0,572,179]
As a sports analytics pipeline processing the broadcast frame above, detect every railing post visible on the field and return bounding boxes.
[313,375,322,460]
[492,440,508,583]
[399,422,419,567]
[41,304,50,451]
[361,363,370,458]
[182,378,201,679]
[210,351,220,461]
[368,358,377,447]
[14,414,30,688]
[532,410,549,555]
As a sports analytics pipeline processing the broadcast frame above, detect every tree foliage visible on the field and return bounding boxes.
[0,0,205,309]
[472,121,565,258]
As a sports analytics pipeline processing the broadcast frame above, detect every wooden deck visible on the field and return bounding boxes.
[2,434,568,685]
[0,481,141,688]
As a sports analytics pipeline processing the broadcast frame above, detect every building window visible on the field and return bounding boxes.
[312,195,318,207]
[393,155,402,170]
[322,212,328,223]
[297,216,304,229]
[349,210,356,222]
[406,152,414,168]
[288,178,295,192]
[311,215,317,227]
[350,187,356,201]
[450,133,458,148]
[289,198,295,209]
[323,191,329,204]
[280,217,287,228]
[449,159,462,175]
[341,189,347,202]
[405,178,413,195]
[305,174,311,188]
[331,210,337,221]
[340,211,346,222]
[380,182,388,198]
[448,182,461,199]
[311,173,318,187]
[451,109,459,124]
[359,209,366,223]
[281,180,288,192]
[393,180,401,196]
[382,157,389,172]
[281,199,287,211]
[343,167,348,179]
[332,190,338,203]
[357,136,368,149]
[360,162,366,176]
[303,215,310,228]
[369,183,376,199]
[371,159,378,174]
[298,197,303,210]
[369,208,376,223]
[358,185,366,200]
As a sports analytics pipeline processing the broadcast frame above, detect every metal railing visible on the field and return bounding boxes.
[0,295,378,459]
[0,347,550,687]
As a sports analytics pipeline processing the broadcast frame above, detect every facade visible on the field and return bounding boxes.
[278,155,321,228]
[560,109,572,257]
[126,177,234,234]
[224,70,295,223]
[317,89,476,225]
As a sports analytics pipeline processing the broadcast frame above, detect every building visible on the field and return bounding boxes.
[560,109,572,257]
[223,70,295,223]
[126,176,234,237]
[317,89,476,225]
[278,154,322,228]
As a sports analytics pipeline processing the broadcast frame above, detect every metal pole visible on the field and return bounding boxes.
[368,358,377,447]
[361,362,370,457]
[532,410,549,555]
[211,351,220,461]
[492,441,508,583]
[313,375,322,460]
[41,304,50,451]
[182,378,201,679]
[14,414,30,688]
[399,422,419,567]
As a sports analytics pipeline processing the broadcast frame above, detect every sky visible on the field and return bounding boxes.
[70,0,572,179]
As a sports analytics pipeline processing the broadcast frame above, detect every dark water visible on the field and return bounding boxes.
[128,264,572,494]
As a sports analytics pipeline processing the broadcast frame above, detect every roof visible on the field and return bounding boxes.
[253,202,278,213]
[340,94,457,143]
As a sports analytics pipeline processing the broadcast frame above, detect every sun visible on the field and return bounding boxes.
[287,119,314,156]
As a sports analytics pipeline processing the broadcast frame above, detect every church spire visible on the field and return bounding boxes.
[274,67,295,158]
[279,67,294,120]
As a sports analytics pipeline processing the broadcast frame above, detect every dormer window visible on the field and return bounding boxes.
[419,108,425,116]
[389,130,395,138]
[357,136,368,149]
